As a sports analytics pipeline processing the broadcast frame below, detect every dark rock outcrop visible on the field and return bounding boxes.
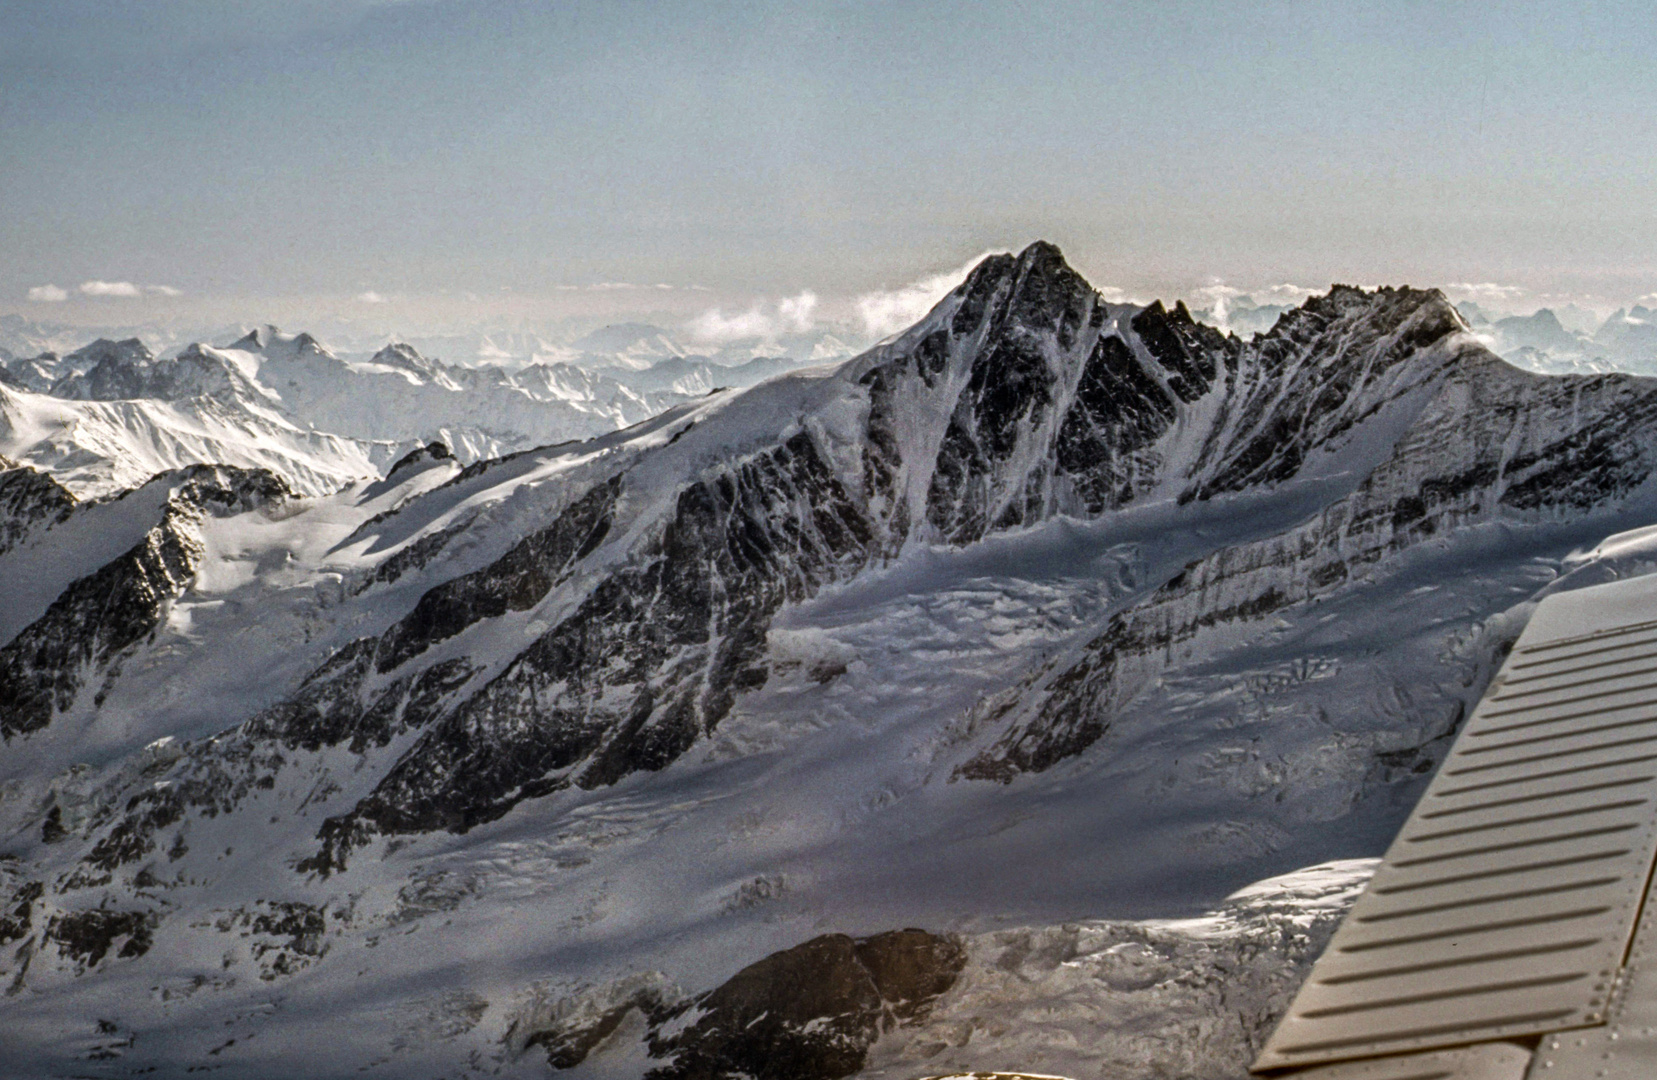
[322,430,879,852]
[385,441,454,479]
[0,465,291,740]
[46,339,157,400]
[42,338,268,404]
[521,928,966,1080]
[0,461,76,557]
[45,908,158,971]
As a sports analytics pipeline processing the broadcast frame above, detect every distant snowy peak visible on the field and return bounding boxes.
[0,354,58,393]
[810,332,855,361]
[1597,305,1657,363]
[370,341,430,371]
[1488,307,1588,355]
[597,353,800,396]
[0,373,400,499]
[384,440,455,480]
[47,339,275,406]
[229,325,331,359]
[355,342,462,389]
[66,337,155,369]
[2,338,156,394]
[2,318,829,504]
[569,321,688,367]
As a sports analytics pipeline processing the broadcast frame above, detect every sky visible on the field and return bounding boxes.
[3,0,1656,340]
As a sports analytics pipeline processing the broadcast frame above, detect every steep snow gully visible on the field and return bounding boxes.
[7,243,1657,1077]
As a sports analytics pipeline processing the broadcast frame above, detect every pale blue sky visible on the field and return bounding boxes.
[4,0,1655,326]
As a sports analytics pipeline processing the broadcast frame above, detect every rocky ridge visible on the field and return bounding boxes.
[0,465,292,741]
[958,341,1657,780]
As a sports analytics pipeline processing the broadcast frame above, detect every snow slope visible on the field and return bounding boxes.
[0,380,400,498]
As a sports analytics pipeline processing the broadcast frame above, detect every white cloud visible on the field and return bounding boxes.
[854,252,1004,340]
[1189,283,1246,328]
[778,290,817,333]
[79,280,142,297]
[29,280,178,301]
[687,289,820,345]
[688,304,779,345]
[1448,282,1526,300]
[1261,283,1316,303]
[1639,293,1657,304]
[1184,282,1320,330]
[554,281,706,292]
[357,290,388,304]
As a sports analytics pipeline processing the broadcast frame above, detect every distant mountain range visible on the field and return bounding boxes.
[1452,300,1657,375]
[0,327,826,498]
[0,312,859,372]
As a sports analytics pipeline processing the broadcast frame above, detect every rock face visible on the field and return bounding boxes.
[0,460,75,558]
[10,244,1657,1076]
[0,465,292,740]
[512,928,966,1080]
[44,338,266,404]
[956,336,1657,781]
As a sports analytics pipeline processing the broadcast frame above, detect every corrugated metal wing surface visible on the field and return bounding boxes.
[1254,1042,1532,1080]
[1255,579,1657,1073]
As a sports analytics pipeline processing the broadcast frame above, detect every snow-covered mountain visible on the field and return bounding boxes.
[203,326,650,460]
[0,328,819,500]
[1596,304,1657,366]
[1490,307,1583,354]
[565,323,690,369]
[9,243,1657,1076]
[0,315,223,365]
[1456,303,1657,379]
[0,372,402,499]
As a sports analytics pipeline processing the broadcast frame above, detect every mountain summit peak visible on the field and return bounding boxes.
[229,326,331,357]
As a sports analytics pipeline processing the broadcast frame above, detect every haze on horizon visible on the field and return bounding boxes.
[4,0,1656,340]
